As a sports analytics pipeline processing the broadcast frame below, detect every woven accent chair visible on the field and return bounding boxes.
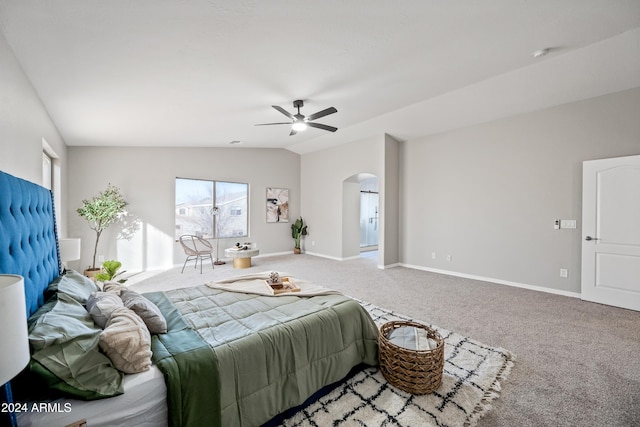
[179,235,215,273]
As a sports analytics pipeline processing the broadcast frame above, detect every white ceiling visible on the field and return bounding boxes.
[0,1,639,154]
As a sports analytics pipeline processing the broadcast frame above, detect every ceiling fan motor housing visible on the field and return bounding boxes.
[255,99,338,134]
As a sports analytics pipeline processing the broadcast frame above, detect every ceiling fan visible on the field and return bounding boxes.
[255,100,338,136]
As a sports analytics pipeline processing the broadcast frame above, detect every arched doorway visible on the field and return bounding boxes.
[342,173,381,265]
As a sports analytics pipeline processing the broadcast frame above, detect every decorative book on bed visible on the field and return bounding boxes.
[0,170,379,427]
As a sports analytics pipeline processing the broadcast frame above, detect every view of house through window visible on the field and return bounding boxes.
[175,178,248,240]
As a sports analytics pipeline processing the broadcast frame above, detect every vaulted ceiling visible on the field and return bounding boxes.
[1,1,639,154]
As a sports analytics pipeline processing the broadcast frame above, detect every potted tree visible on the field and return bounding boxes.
[77,184,128,278]
[291,217,308,254]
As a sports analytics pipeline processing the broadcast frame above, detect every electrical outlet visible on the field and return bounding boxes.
[446,254,452,262]
[560,269,568,278]
[431,252,436,260]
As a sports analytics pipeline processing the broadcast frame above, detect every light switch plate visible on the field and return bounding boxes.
[560,220,577,229]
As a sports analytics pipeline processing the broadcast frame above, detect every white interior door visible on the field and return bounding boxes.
[582,155,640,311]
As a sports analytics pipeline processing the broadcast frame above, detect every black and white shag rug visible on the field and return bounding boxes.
[280,302,515,427]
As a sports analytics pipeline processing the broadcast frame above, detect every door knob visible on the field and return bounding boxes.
[585,236,600,241]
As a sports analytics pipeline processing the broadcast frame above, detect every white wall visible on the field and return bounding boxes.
[301,136,382,259]
[301,134,400,267]
[0,32,68,233]
[400,87,640,294]
[67,146,300,272]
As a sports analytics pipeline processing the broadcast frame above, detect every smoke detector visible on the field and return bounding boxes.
[533,48,549,58]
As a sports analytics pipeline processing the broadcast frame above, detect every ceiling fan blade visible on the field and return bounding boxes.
[306,107,337,121]
[289,128,297,136]
[307,122,338,132]
[254,122,292,126]
[272,105,295,120]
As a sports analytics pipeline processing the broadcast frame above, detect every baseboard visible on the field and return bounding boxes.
[304,253,401,270]
[399,263,582,299]
[378,263,401,270]
[304,251,345,261]
[255,251,292,258]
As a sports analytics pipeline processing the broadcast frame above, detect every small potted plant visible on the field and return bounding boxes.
[291,217,308,254]
[77,183,128,278]
[94,260,127,284]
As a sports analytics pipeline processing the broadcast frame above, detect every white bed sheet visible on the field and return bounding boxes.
[17,365,167,427]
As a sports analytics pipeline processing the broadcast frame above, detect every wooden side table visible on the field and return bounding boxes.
[224,248,259,268]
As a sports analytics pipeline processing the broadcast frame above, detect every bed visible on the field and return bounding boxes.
[0,170,378,427]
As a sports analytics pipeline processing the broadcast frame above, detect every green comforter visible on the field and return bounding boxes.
[146,286,378,427]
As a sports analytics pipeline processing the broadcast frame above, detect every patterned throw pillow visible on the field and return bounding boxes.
[99,307,152,374]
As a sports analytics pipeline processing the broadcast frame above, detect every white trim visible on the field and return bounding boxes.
[399,263,581,299]
[304,251,345,262]
[254,251,292,258]
[378,262,401,270]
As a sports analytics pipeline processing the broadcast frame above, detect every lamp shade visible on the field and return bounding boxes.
[0,275,30,385]
[59,238,81,262]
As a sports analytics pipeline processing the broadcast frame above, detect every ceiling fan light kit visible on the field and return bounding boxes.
[255,100,338,136]
[291,121,308,132]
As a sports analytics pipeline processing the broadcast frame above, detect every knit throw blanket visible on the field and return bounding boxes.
[207,271,341,296]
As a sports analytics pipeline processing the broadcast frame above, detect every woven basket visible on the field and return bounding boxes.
[378,320,444,395]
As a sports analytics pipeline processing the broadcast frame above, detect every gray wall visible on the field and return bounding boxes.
[400,88,640,294]
[301,134,402,268]
[67,146,300,272]
[301,135,382,259]
[382,134,400,266]
[0,31,69,233]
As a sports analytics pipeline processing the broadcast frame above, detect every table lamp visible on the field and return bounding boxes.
[59,238,81,271]
[0,275,29,427]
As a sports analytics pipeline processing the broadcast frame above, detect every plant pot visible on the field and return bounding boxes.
[293,247,301,254]
[84,268,100,281]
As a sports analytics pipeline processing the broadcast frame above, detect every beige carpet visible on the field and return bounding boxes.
[128,253,640,427]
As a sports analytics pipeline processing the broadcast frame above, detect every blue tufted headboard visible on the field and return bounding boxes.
[0,170,61,316]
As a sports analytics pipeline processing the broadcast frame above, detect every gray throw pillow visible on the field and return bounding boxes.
[119,289,168,334]
[86,292,125,329]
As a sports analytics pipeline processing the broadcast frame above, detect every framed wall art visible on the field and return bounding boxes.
[266,187,289,223]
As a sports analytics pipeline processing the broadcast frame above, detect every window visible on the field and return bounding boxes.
[175,178,248,240]
[42,138,62,233]
[42,152,52,190]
